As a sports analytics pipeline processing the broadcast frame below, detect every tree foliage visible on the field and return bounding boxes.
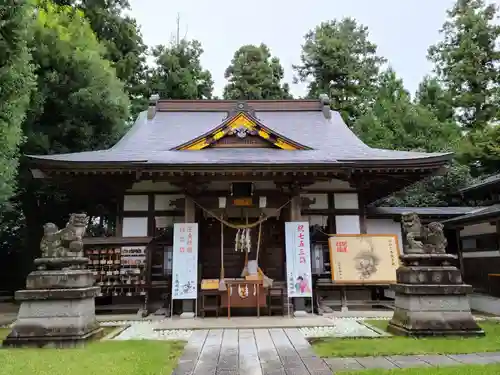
[429,0,500,177]
[415,76,455,123]
[428,0,500,131]
[354,69,461,153]
[147,40,214,100]
[25,0,130,155]
[53,0,148,117]
[0,0,35,206]
[381,161,474,207]
[2,0,131,287]
[459,125,500,176]
[294,18,385,125]
[223,44,292,100]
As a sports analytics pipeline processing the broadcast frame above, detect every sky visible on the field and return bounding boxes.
[127,0,468,98]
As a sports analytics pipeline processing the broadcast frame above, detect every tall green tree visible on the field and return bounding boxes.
[354,69,461,153]
[147,40,213,99]
[293,18,385,126]
[223,44,292,100]
[428,0,500,131]
[0,0,35,206]
[8,0,131,285]
[0,0,36,290]
[415,76,455,123]
[53,0,148,117]
[429,0,500,176]
[355,69,469,207]
[25,0,130,154]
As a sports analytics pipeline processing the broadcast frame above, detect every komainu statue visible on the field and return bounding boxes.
[401,212,447,254]
[40,213,89,258]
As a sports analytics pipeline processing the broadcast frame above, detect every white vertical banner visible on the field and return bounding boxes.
[172,223,199,300]
[285,222,313,298]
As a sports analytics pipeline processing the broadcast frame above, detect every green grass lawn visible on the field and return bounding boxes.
[0,328,185,375]
[312,320,500,358]
[341,363,500,375]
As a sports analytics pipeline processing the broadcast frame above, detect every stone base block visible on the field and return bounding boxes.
[3,289,100,348]
[396,266,463,285]
[388,307,484,337]
[394,294,471,312]
[3,327,103,348]
[26,270,95,290]
[387,322,484,337]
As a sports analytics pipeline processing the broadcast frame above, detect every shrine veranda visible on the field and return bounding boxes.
[25,97,467,317]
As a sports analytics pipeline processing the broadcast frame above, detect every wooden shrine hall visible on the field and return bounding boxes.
[25,96,453,317]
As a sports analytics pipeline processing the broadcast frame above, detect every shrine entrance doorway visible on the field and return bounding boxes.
[197,208,286,317]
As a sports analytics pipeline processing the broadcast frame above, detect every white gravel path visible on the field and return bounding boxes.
[110,322,192,341]
[300,319,383,338]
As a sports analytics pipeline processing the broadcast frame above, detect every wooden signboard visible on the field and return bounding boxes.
[328,234,400,284]
[233,197,253,206]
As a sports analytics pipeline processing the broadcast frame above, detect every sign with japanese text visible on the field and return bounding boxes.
[328,235,400,284]
[172,223,199,300]
[285,221,313,298]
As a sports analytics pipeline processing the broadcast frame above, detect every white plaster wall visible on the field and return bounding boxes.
[122,217,148,237]
[123,195,148,211]
[305,179,353,191]
[300,193,329,209]
[335,215,361,234]
[334,193,359,209]
[366,218,403,254]
[460,222,496,236]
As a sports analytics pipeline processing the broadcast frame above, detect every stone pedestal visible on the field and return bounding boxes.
[180,300,195,319]
[388,254,483,337]
[293,298,310,317]
[3,257,101,348]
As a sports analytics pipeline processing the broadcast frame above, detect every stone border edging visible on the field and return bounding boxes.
[101,325,130,340]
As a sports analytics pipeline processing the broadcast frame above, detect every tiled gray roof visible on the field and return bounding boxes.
[27,109,452,165]
[460,173,500,194]
[442,204,500,225]
[368,206,478,217]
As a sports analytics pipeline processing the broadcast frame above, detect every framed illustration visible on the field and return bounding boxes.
[328,234,400,284]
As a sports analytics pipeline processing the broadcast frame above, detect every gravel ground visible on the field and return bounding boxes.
[300,320,383,338]
[111,322,192,341]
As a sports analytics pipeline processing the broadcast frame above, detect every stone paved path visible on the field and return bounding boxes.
[171,328,500,374]
[326,352,500,371]
[171,328,331,375]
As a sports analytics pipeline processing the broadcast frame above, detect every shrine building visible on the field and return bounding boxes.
[26,96,459,316]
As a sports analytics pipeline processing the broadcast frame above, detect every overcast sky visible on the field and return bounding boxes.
[127,0,480,98]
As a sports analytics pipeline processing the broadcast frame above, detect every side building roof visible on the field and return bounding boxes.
[459,173,500,197]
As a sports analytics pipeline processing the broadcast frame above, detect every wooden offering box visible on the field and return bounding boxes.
[221,279,266,318]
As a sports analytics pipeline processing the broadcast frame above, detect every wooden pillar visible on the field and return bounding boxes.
[358,192,367,234]
[180,196,196,318]
[455,226,465,281]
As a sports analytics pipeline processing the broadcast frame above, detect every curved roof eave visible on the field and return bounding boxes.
[25,155,451,171]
